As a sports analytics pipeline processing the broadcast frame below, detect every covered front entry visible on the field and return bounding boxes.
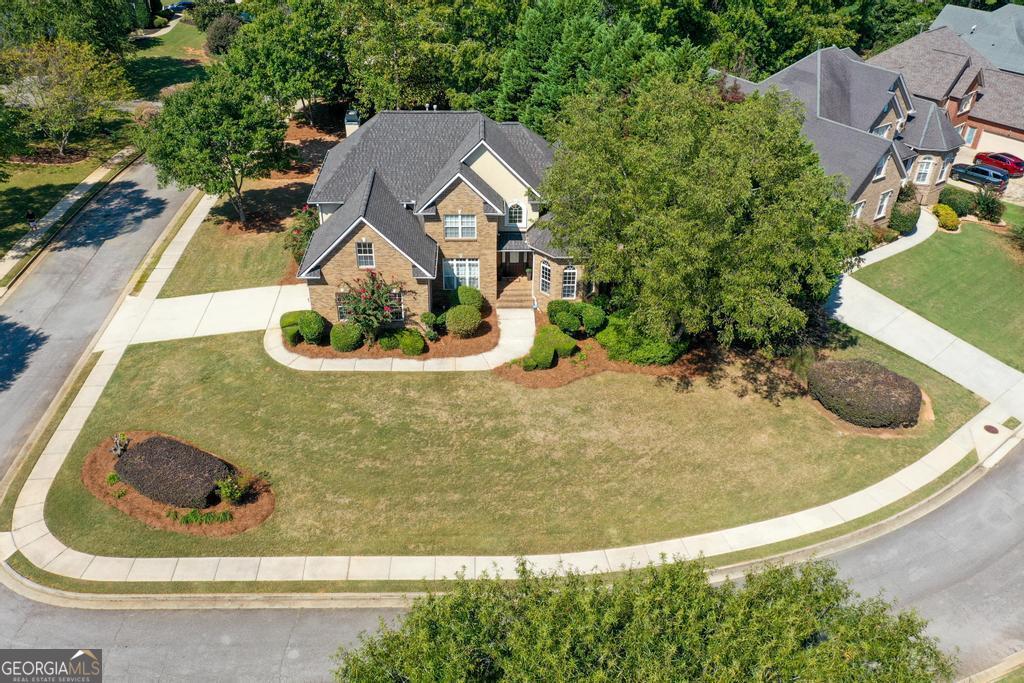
[498,233,533,279]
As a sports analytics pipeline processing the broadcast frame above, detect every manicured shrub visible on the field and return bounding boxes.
[888,204,919,236]
[282,325,302,347]
[205,13,241,55]
[595,315,687,365]
[547,300,580,326]
[115,436,234,508]
[398,329,426,356]
[152,15,169,28]
[456,285,484,311]
[974,187,1004,223]
[933,204,959,231]
[938,185,974,217]
[579,303,606,336]
[807,359,921,428]
[526,342,557,370]
[435,310,447,328]
[421,311,437,328]
[446,304,482,338]
[523,326,576,371]
[330,322,363,352]
[297,310,328,345]
[553,310,581,334]
[379,333,401,351]
[280,310,305,329]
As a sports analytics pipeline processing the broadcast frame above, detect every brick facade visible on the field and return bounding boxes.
[906,152,957,205]
[531,256,583,312]
[423,181,500,307]
[307,222,432,324]
[852,153,904,227]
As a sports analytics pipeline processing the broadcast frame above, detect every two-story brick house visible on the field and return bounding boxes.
[297,111,582,323]
[725,47,961,225]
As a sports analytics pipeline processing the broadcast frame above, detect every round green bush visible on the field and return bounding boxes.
[152,15,169,28]
[280,310,305,329]
[399,329,426,356]
[297,310,328,345]
[446,304,482,338]
[888,204,919,236]
[205,13,241,55]
[282,325,302,347]
[933,204,959,231]
[553,310,580,334]
[938,185,974,217]
[457,285,484,311]
[579,303,606,336]
[546,300,579,326]
[379,333,401,351]
[421,311,437,328]
[807,359,921,428]
[330,322,363,352]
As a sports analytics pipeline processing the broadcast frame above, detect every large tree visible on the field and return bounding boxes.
[541,73,863,352]
[0,101,23,182]
[225,0,348,120]
[334,561,955,681]
[1,38,131,156]
[140,68,291,224]
[0,0,135,56]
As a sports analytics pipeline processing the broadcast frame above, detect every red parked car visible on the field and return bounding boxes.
[973,152,1024,178]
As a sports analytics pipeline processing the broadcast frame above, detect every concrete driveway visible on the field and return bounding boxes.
[953,146,1024,202]
[0,161,191,478]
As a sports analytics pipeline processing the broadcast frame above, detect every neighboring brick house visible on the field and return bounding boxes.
[726,47,914,227]
[298,111,584,323]
[869,27,1024,158]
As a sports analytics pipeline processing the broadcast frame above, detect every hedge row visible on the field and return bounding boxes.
[807,359,921,428]
[547,300,606,336]
[523,325,577,371]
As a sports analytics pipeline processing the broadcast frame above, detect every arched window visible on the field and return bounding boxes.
[507,203,524,227]
[915,156,934,184]
[539,260,551,294]
[561,266,577,299]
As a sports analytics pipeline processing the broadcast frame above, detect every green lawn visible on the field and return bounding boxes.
[128,22,208,100]
[855,223,1024,371]
[44,328,982,559]
[1005,202,1024,230]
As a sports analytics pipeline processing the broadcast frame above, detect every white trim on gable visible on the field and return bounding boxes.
[460,140,539,195]
[298,217,436,280]
[415,172,503,216]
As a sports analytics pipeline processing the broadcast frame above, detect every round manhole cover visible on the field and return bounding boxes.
[984,425,999,434]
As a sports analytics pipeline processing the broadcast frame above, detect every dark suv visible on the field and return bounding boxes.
[950,163,1009,192]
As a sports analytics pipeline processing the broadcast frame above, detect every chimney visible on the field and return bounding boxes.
[432,104,438,111]
[970,24,977,34]
[344,109,360,138]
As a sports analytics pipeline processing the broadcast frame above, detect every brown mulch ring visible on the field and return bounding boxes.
[289,308,500,360]
[493,337,676,389]
[807,389,934,439]
[82,431,274,537]
[12,148,89,165]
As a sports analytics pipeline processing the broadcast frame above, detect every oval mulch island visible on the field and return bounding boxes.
[82,431,274,536]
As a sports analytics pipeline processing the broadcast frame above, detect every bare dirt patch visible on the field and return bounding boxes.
[82,431,274,537]
[12,148,89,165]
[290,308,500,359]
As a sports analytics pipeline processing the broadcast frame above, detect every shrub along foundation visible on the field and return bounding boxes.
[82,431,274,537]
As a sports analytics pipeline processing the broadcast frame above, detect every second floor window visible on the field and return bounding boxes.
[356,242,374,268]
[872,124,892,139]
[873,155,887,181]
[915,156,934,184]
[507,203,524,227]
[539,260,551,295]
[444,214,477,239]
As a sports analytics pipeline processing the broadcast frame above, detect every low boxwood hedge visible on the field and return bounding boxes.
[938,185,974,217]
[523,325,577,371]
[115,436,235,508]
[330,322,362,352]
[282,325,302,346]
[807,359,921,428]
[457,285,485,311]
[280,310,305,329]
[580,303,606,335]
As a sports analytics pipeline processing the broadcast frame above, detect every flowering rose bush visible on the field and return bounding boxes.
[338,271,403,344]
[284,205,319,262]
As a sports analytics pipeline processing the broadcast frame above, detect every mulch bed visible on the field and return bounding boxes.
[12,149,89,165]
[289,307,500,360]
[82,431,274,537]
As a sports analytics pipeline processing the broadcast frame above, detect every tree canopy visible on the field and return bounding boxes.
[0,101,22,182]
[334,560,955,681]
[139,68,291,224]
[540,73,864,352]
[0,0,135,56]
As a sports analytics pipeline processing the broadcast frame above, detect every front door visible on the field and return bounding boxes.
[500,251,531,278]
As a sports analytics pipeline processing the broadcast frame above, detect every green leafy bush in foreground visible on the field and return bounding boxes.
[938,185,974,217]
[330,323,363,352]
[522,325,576,371]
[297,310,328,345]
[888,204,919,236]
[445,304,482,338]
[595,314,686,365]
[333,561,954,681]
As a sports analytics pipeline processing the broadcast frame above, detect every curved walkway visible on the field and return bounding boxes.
[3,205,1024,585]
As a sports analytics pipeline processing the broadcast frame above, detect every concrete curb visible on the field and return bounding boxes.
[960,649,1024,682]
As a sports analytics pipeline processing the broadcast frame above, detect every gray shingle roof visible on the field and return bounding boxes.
[868,28,987,101]
[731,47,906,200]
[298,169,438,279]
[899,96,964,153]
[932,4,1024,75]
[525,222,568,259]
[970,68,1024,131]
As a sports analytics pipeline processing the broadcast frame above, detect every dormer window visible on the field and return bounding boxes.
[873,155,887,180]
[958,92,976,115]
[507,203,524,227]
[872,124,892,139]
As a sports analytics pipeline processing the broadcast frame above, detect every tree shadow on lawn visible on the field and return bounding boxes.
[128,55,206,101]
[0,316,48,393]
[217,181,314,234]
[0,182,81,255]
[47,182,168,252]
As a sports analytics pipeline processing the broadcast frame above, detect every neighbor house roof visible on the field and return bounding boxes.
[725,47,908,200]
[868,27,990,102]
[899,96,963,153]
[298,169,438,280]
[970,68,1024,131]
[932,3,1024,75]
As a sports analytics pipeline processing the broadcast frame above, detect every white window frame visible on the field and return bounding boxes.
[939,158,952,181]
[875,190,893,220]
[388,291,404,321]
[442,258,480,290]
[914,156,934,185]
[355,241,375,269]
[958,92,975,115]
[851,201,866,220]
[561,266,577,299]
[892,95,904,122]
[443,213,477,239]
[872,123,892,139]
[506,203,524,228]
[539,260,551,295]
[964,126,978,145]
[873,155,887,181]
